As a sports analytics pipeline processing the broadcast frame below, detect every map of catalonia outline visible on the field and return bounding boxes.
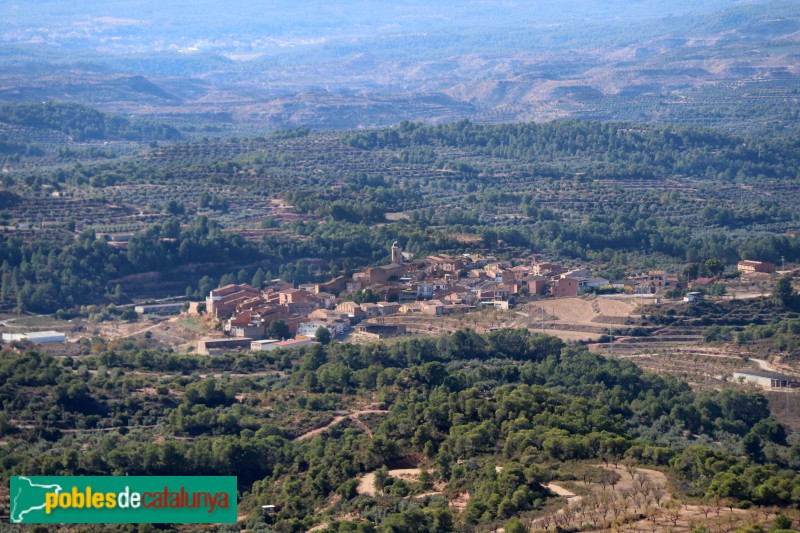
[10,476,63,523]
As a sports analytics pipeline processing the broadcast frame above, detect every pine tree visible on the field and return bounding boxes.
[0,271,10,305]
[251,267,265,289]
[773,276,794,307]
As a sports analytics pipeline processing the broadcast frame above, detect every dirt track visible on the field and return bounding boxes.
[356,468,424,496]
[294,409,388,441]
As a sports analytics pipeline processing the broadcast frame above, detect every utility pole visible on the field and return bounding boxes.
[609,328,613,356]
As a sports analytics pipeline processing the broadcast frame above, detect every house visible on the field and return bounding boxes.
[399,302,424,314]
[558,270,609,294]
[317,276,348,294]
[362,267,388,286]
[738,260,777,275]
[283,315,309,334]
[439,286,479,306]
[692,277,716,288]
[630,270,669,294]
[377,302,400,315]
[278,288,312,305]
[397,289,418,303]
[732,370,798,388]
[308,309,351,322]
[359,263,405,286]
[238,295,270,312]
[484,263,513,282]
[581,277,611,293]
[297,319,347,338]
[524,275,549,296]
[533,262,566,277]
[315,292,337,309]
[417,282,435,299]
[229,324,266,339]
[560,268,592,280]
[684,291,702,303]
[359,302,382,318]
[484,286,510,301]
[382,263,406,279]
[421,300,445,315]
[207,284,263,318]
[286,300,320,317]
[252,304,290,326]
[466,269,489,280]
[336,301,364,316]
[498,281,524,296]
[427,255,465,275]
[551,277,580,297]
[510,265,533,281]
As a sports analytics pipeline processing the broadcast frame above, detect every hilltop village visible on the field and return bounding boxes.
[191,241,690,354]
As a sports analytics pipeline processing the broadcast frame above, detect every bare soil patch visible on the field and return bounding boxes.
[356,467,425,497]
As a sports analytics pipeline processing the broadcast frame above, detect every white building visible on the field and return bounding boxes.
[297,320,347,338]
[2,331,66,343]
[251,339,281,351]
[732,370,798,388]
[257,339,319,352]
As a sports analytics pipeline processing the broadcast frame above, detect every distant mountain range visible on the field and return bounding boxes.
[0,0,798,132]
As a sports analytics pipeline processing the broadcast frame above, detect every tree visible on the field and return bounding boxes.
[336,478,359,500]
[267,319,290,341]
[505,517,528,533]
[0,412,13,436]
[709,282,727,298]
[315,326,332,345]
[198,276,214,297]
[773,277,794,307]
[374,465,390,495]
[705,258,725,277]
[251,268,266,288]
[684,263,700,281]
[1,270,11,304]
[482,229,499,248]
[742,432,765,463]
[164,200,185,215]
[772,514,793,531]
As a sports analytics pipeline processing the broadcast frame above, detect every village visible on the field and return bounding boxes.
[177,241,779,355]
[3,240,794,394]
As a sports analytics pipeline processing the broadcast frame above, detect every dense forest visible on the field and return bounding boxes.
[0,329,798,531]
[0,102,181,142]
